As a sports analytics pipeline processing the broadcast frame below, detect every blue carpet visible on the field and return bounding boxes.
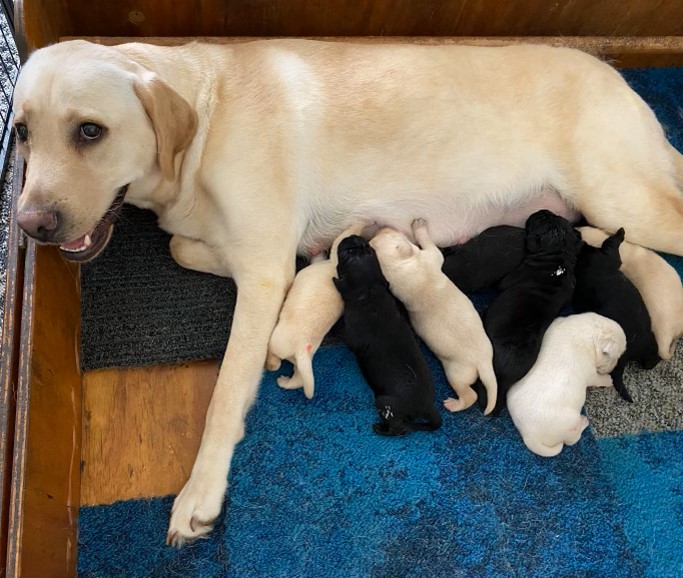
[79,347,643,578]
[78,67,683,577]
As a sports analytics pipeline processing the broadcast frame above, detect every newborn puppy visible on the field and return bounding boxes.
[266,224,365,399]
[370,219,498,415]
[334,235,441,435]
[573,228,660,402]
[477,210,584,416]
[441,225,527,293]
[579,225,683,360]
[507,313,627,457]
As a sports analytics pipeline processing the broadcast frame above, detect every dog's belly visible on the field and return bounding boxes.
[300,187,579,255]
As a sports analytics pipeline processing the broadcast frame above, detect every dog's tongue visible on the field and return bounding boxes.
[60,228,95,252]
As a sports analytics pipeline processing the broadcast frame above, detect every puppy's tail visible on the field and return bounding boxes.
[610,357,633,403]
[295,349,316,399]
[478,360,499,416]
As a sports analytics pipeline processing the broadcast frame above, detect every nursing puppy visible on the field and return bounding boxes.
[573,228,660,402]
[266,224,365,398]
[476,210,584,416]
[334,235,441,435]
[507,313,627,457]
[441,225,527,293]
[371,219,498,415]
[578,226,683,360]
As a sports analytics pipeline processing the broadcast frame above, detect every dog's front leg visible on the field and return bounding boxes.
[166,258,295,547]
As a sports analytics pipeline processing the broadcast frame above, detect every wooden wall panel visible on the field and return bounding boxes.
[14,0,72,60]
[6,244,81,578]
[16,0,683,48]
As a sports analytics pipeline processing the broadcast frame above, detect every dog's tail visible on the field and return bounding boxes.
[295,349,316,399]
[478,360,499,416]
[610,357,633,403]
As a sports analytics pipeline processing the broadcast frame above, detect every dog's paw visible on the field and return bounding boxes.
[277,375,302,390]
[443,397,469,412]
[166,475,226,548]
[412,218,427,232]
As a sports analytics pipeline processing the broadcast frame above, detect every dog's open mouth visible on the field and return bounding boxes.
[58,186,128,262]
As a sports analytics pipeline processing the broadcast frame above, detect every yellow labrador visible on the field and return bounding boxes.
[13,39,683,546]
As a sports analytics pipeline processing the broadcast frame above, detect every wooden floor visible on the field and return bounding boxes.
[80,360,218,506]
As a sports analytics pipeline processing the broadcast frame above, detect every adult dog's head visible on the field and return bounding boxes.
[13,40,197,261]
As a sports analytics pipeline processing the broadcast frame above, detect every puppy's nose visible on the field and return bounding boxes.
[16,208,60,242]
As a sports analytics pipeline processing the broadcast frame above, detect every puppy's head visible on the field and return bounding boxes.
[593,315,627,373]
[369,227,417,262]
[13,40,197,261]
[333,235,388,296]
[525,210,583,256]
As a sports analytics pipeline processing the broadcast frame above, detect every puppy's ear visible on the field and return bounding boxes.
[134,75,198,181]
[332,276,346,294]
[596,330,623,371]
[600,228,624,265]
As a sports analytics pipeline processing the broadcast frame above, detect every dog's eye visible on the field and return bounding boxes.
[80,123,103,141]
[14,123,28,142]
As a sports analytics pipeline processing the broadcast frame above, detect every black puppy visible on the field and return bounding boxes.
[573,228,660,402]
[333,235,442,436]
[475,210,584,416]
[441,225,527,293]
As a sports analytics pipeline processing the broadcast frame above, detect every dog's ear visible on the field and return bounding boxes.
[600,228,624,265]
[596,328,624,371]
[332,276,346,294]
[134,75,198,181]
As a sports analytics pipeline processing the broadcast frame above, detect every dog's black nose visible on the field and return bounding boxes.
[16,208,60,242]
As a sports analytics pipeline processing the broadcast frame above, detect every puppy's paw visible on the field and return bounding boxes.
[166,473,226,548]
[592,373,613,388]
[372,422,408,436]
[277,375,302,390]
[265,352,281,371]
[412,218,427,232]
[444,397,468,412]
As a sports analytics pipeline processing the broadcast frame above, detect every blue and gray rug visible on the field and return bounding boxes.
[77,68,683,578]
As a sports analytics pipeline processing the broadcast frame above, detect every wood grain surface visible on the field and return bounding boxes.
[7,243,81,578]
[80,361,218,506]
[17,0,683,41]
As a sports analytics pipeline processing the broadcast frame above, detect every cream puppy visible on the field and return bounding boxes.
[507,313,626,457]
[579,226,683,360]
[370,219,498,414]
[266,224,365,398]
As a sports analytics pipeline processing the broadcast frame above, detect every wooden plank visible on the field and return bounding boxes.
[80,361,217,506]
[6,243,81,578]
[14,0,72,60]
[0,156,25,578]
[62,35,683,67]
[5,239,34,578]
[42,0,683,38]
